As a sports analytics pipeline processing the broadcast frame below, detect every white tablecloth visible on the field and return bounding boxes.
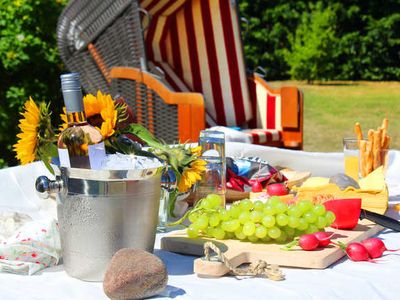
[1,142,400,300]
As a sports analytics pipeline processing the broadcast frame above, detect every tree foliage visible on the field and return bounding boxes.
[239,0,400,81]
[0,0,67,167]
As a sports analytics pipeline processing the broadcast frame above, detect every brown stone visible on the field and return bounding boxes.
[103,248,168,300]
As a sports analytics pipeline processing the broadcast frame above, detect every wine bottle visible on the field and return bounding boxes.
[57,73,106,169]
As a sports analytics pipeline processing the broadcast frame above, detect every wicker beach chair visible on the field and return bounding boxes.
[57,0,204,143]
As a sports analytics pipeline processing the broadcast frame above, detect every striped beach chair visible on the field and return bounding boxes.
[136,0,303,149]
[58,0,303,149]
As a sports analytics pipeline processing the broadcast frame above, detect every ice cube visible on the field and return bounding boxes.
[101,153,162,170]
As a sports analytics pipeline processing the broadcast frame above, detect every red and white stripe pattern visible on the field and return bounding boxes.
[248,77,282,131]
[139,0,252,127]
[242,129,282,145]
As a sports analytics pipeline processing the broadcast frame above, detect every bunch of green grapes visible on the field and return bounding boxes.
[184,194,335,244]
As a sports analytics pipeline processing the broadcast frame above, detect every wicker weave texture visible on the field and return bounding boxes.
[111,78,179,144]
[57,0,146,94]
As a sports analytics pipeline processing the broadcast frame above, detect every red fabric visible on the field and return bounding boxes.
[184,3,202,92]
[200,0,226,125]
[140,0,252,127]
[267,94,276,129]
[219,0,246,126]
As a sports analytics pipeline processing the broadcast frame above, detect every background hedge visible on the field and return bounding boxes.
[1,0,400,167]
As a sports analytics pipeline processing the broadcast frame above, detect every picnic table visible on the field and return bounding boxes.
[1,142,400,300]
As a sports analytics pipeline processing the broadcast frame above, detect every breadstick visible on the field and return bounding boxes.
[381,118,388,146]
[359,140,367,177]
[378,127,385,147]
[354,122,363,142]
[365,141,373,175]
[382,118,389,131]
[384,135,391,149]
[373,130,382,169]
[367,129,374,143]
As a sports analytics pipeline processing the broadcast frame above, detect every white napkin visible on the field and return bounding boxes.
[0,218,61,275]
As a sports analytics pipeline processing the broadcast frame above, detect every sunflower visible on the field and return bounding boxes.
[13,97,56,165]
[177,158,207,193]
[59,91,129,139]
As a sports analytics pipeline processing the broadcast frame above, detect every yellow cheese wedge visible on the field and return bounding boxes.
[293,169,388,214]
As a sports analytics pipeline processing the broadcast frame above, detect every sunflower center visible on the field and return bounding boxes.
[87,114,104,128]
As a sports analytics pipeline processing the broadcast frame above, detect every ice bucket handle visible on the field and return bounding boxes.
[35,176,64,199]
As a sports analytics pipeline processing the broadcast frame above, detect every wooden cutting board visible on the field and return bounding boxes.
[161,220,382,277]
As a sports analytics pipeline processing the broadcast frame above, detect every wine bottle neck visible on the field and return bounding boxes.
[66,111,88,126]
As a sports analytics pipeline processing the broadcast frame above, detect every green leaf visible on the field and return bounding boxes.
[168,189,179,218]
[122,124,166,149]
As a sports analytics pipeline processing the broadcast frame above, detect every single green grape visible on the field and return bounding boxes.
[255,225,267,238]
[287,216,300,228]
[195,215,209,230]
[230,219,240,232]
[206,194,222,208]
[275,230,288,244]
[297,200,313,213]
[263,204,276,216]
[239,199,254,211]
[234,227,246,240]
[313,204,326,216]
[288,205,302,218]
[316,216,326,229]
[242,221,256,236]
[187,225,199,238]
[275,202,288,214]
[229,204,241,219]
[284,226,295,236]
[325,211,336,225]
[238,211,251,224]
[250,211,263,223]
[204,226,214,237]
[247,235,259,243]
[209,213,220,227]
[188,211,199,223]
[223,220,240,232]
[276,213,289,226]
[212,227,226,239]
[305,224,319,234]
[297,218,308,231]
[253,200,265,212]
[201,197,214,209]
[221,221,230,232]
[267,226,281,239]
[261,215,276,228]
[304,211,317,223]
[219,209,230,221]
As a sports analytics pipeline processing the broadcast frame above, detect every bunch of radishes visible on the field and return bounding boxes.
[342,238,399,262]
[288,232,399,262]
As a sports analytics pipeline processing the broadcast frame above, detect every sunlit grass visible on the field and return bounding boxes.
[272,81,400,152]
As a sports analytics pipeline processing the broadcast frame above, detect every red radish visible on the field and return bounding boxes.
[361,238,400,258]
[266,183,289,196]
[251,180,263,192]
[299,234,319,251]
[313,232,333,247]
[345,242,370,261]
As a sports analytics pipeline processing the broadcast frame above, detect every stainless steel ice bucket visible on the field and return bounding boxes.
[36,165,163,281]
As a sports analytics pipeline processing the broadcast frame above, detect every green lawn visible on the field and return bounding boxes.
[272,81,400,152]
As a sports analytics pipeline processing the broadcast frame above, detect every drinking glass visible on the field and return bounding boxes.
[196,130,226,206]
[343,138,359,180]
